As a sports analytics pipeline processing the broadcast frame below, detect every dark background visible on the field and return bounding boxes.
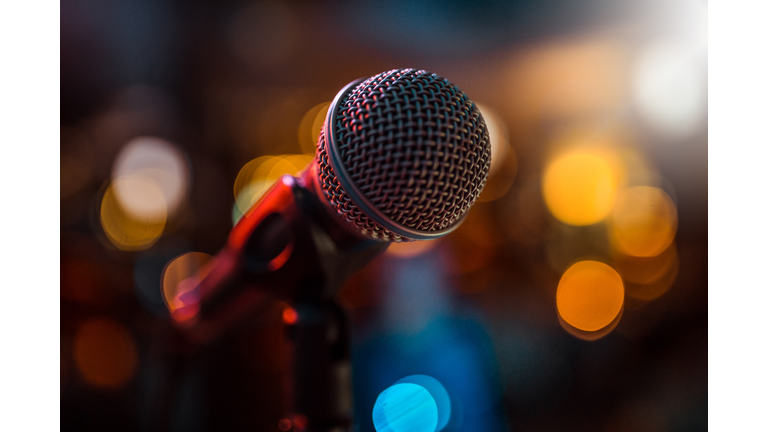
[60,0,707,431]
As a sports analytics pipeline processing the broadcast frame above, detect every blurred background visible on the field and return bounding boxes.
[60,0,707,431]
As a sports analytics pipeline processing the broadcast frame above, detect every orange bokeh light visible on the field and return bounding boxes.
[611,186,677,257]
[73,318,138,389]
[556,260,624,332]
[542,149,622,226]
[614,242,678,286]
[386,239,437,258]
[162,252,215,322]
[282,307,298,325]
[624,253,679,301]
[100,181,166,251]
[297,101,330,155]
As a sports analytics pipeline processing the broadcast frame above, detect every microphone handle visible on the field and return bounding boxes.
[181,167,389,344]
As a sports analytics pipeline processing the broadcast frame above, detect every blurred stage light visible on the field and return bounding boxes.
[100,181,166,251]
[610,186,677,257]
[394,375,451,432]
[504,39,625,120]
[73,318,138,389]
[631,40,706,140]
[476,103,517,203]
[556,260,624,333]
[112,136,190,218]
[111,174,168,221]
[625,254,680,301]
[614,242,678,286]
[232,154,313,224]
[278,418,292,431]
[134,248,192,316]
[373,383,438,432]
[161,252,214,322]
[476,103,509,177]
[282,305,298,325]
[386,239,438,258]
[543,148,622,226]
[668,0,708,49]
[297,101,330,156]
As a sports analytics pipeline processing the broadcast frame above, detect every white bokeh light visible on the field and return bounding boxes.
[632,41,706,140]
[112,136,190,218]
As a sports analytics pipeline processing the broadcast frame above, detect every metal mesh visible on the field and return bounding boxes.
[316,68,491,242]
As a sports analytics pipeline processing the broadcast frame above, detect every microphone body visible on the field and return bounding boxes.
[187,166,388,342]
[182,68,491,337]
[169,68,491,431]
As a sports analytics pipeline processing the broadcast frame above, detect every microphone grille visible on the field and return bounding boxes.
[316,68,491,242]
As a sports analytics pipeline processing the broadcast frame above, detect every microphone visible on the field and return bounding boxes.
[175,68,491,340]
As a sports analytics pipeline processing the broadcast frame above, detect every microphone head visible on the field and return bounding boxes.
[315,68,491,242]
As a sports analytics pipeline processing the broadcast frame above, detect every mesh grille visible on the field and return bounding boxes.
[316,68,491,242]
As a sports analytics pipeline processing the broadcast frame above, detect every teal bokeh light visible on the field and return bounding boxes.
[372,383,438,432]
[395,375,451,431]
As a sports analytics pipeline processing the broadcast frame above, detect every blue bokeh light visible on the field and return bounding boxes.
[394,375,450,431]
[372,383,438,432]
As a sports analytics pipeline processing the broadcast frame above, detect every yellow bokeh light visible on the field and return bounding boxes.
[297,102,330,155]
[232,154,313,224]
[543,149,622,226]
[162,252,214,322]
[556,260,624,332]
[74,318,138,388]
[611,186,677,257]
[100,181,166,251]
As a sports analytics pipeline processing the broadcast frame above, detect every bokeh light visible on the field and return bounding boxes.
[278,418,292,431]
[232,154,313,224]
[394,375,451,432]
[100,181,166,251]
[373,383,438,432]
[556,260,624,333]
[504,39,625,120]
[476,103,517,203]
[631,40,706,140]
[112,136,190,218]
[386,240,437,258]
[73,318,138,389]
[625,254,680,301]
[542,148,622,226]
[614,242,678,286]
[162,252,215,322]
[297,102,330,155]
[610,186,677,257]
[476,103,509,177]
[282,306,298,325]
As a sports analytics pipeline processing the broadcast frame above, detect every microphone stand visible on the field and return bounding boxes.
[181,168,388,432]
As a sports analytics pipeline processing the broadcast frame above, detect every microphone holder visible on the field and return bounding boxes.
[185,169,389,431]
